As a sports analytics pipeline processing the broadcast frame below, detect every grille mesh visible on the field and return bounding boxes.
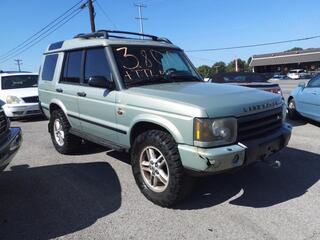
[238,107,283,142]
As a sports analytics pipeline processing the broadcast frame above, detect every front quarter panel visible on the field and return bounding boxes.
[116,92,196,147]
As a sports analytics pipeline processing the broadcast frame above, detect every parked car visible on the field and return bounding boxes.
[288,74,320,121]
[0,71,41,118]
[269,74,291,81]
[287,69,307,80]
[0,100,22,172]
[38,30,291,207]
[210,72,283,96]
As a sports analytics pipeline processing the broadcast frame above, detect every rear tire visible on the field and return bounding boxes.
[50,109,81,154]
[131,130,195,207]
[288,98,299,120]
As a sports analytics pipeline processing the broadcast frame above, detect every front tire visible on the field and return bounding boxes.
[131,130,195,207]
[50,110,81,154]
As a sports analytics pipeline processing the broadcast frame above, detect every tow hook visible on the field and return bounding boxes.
[262,159,281,168]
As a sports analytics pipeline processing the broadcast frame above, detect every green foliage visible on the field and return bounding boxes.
[211,61,226,73]
[197,65,212,78]
[197,58,252,76]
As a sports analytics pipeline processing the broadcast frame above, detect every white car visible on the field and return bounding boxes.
[287,69,306,80]
[0,71,41,118]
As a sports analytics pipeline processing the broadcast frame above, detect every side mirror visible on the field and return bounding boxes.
[298,82,306,88]
[88,76,113,89]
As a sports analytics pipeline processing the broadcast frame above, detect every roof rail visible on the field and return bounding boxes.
[74,30,172,44]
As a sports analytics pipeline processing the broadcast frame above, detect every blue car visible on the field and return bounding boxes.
[288,74,320,122]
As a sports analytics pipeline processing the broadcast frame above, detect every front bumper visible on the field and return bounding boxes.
[0,127,22,171]
[3,103,41,118]
[178,123,292,175]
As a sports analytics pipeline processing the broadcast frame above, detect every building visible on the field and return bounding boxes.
[250,48,320,73]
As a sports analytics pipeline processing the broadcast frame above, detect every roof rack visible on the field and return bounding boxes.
[74,30,172,44]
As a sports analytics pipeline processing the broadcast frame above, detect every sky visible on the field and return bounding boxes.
[1,0,320,72]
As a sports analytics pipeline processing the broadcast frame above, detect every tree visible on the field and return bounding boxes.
[226,58,248,72]
[211,61,226,74]
[197,65,211,78]
[285,47,303,52]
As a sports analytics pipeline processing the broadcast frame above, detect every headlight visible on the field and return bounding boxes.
[6,96,23,104]
[194,117,237,147]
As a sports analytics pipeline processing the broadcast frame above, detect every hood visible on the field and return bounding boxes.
[124,82,283,118]
[0,87,38,102]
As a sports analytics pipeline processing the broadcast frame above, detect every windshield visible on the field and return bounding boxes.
[1,75,38,90]
[112,45,201,87]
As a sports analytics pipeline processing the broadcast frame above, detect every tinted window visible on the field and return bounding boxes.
[84,48,111,84]
[308,75,320,87]
[42,54,58,81]
[2,75,38,89]
[61,51,82,84]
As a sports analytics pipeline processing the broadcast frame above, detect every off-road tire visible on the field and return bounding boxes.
[131,130,195,207]
[288,98,299,120]
[50,109,81,154]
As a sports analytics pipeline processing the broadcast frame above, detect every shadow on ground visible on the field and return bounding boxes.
[0,162,121,240]
[286,118,320,128]
[175,147,320,210]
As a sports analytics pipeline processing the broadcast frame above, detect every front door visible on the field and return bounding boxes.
[77,48,118,143]
[297,75,320,121]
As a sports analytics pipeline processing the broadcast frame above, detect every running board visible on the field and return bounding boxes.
[69,128,128,151]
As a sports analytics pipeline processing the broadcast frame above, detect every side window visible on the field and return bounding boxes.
[41,54,58,81]
[61,50,82,84]
[84,48,111,84]
[308,75,320,88]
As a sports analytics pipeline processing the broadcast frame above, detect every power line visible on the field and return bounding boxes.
[186,35,320,52]
[0,7,85,64]
[0,0,86,59]
[0,5,86,63]
[95,0,118,29]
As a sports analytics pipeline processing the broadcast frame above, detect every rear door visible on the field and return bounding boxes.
[77,47,118,143]
[55,50,83,129]
[296,75,320,121]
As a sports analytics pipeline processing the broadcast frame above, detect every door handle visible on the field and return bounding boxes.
[56,88,63,93]
[77,92,87,97]
[311,92,317,95]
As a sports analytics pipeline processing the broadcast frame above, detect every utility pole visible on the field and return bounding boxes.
[235,58,239,72]
[14,59,22,72]
[88,0,96,32]
[134,4,147,37]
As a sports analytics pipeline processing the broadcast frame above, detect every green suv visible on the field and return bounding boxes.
[38,30,292,207]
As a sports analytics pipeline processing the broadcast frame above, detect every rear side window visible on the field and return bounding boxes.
[84,48,111,84]
[41,54,58,81]
[61,50,82,84]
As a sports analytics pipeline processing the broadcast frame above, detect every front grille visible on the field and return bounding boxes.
[238,107,282,142]
[0,109,8,135]
[22,96,39,103]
